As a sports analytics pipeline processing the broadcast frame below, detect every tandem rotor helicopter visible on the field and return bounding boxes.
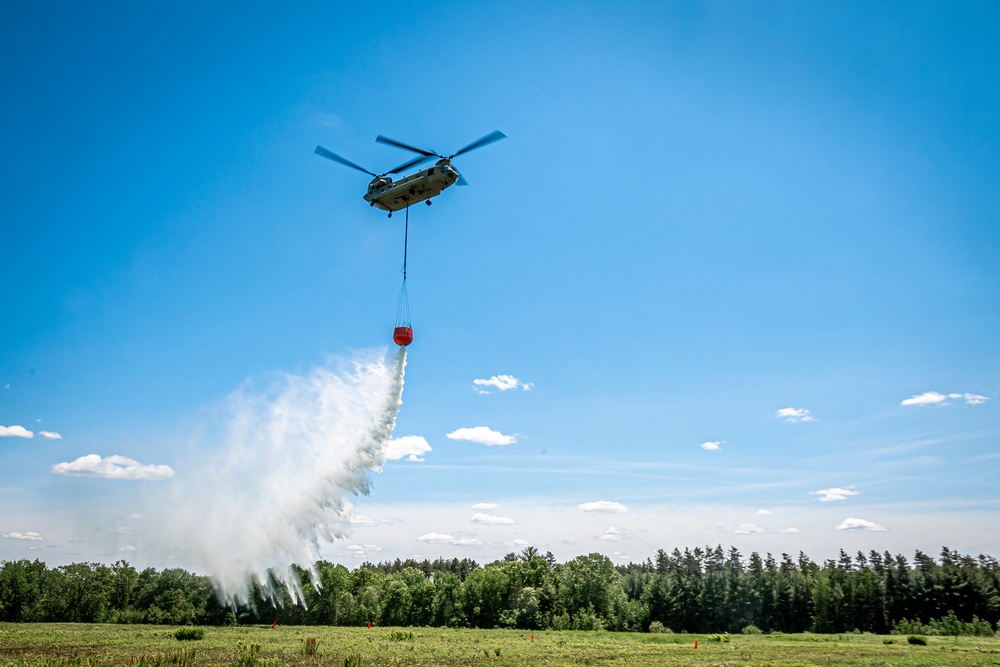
[313,130,506,216]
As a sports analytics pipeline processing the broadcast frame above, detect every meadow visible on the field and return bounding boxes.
[2,624,999,667]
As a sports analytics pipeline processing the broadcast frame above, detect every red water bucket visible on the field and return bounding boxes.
[393,326,413,346]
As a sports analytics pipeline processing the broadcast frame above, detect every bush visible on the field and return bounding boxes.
[174,627,204,641]
[907,635,928,646]
[648,621,671,634]
[742,625,763,635]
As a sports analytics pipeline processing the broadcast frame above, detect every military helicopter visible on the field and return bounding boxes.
[314,131,506,217]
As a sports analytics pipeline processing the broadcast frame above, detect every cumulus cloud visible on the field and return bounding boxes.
[578,501,628,513]
[1,531,44,541]
[779,527,800,534]
[38,431,62,440]
[701,441,722,451]
[417,532,482,546]
[902,391,988,406]
[776,407,813,423]
[734,522,765,535]
[473,374,533,393]
[813,487,861,502]
[385,435,432,461]
[508,539,531,547]
[598,527,624,541]
[835,517,887,532]
[472,502,498,510]
[471,512,515,525]
[446,426,517,446]
[345,544,382,557]
[0,425,33,438]
[757,509,773,515]
[50,454,174,480]
[119,545,138,553]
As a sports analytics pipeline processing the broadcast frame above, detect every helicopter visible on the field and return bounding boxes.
[314,130,506,217]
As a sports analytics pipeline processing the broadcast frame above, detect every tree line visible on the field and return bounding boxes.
[0,546,997,634]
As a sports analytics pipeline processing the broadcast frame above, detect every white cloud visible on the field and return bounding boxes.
[50,454,174,480]
[776,407,813,423]
[779,527,800,534]
[835,517,887,532]
[471,502,498,510]
[119,545,139,553]
[812,487,861,502]
[701,441,722,451]
[417,532,482,546]
[38,431,62,439]
[345,543,382,557]
[598,527,624,541]
[471,513,515,525]
[126,514,145,520]
[578,500,628,513]
[1,531,44,541]
[902,391,988,407]
[0,425,33,438]
[757,509,773,515]
[508,539,531,547]
[901,391,947,406]
[735,522,765,535]
[473,374,533,393]
[446,426,517,446]
[385,435,432,461]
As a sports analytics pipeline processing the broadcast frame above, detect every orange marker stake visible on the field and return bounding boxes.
[694,639,699,649]
[531,633,534,641]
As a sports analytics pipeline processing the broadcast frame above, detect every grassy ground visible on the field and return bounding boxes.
[1,623,999,667]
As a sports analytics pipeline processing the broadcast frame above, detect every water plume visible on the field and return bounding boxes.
[176,347,406,606]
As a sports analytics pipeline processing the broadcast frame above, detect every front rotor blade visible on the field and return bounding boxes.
[314,146,377,176]
[386,155,434,175]
[456,175,469,186]
[451,130,507,158]
[375,135,440,157]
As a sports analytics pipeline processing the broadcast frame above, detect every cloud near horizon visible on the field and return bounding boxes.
[385,435,432,461]
[901,391,989,406]
[50,454,174,480]
[835,517,887,532]
[578,501,628,513]
[735,522,765,534]
[417,532,483,546]
[701,441,722,451]
[471,512,515,525]
[446,426,517,446]
[813,487,861,502]
[1,531,44,541]
[473,374,533,393]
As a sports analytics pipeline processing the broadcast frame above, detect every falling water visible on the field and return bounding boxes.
[175,347,406,606]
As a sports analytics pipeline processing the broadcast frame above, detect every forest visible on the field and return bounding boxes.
[1,546,997,635]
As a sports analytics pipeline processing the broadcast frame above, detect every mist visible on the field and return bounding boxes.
[167,347,406,606]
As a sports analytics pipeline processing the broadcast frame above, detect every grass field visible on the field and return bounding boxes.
[1,623,999,667]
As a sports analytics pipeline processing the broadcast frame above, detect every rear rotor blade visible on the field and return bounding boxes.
[387,155,435,175]
[375,135,440,158]
[314,146,377,177]
[450,130,507,158]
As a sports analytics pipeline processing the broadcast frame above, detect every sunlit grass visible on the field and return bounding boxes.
[0,623,998,666]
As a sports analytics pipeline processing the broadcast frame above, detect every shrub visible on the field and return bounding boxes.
[174,627,204,641]
[907,635,928,646]
[301,637,319,656]
[742,625,763,635]
[648,621,671,634]
[387,630,413,642]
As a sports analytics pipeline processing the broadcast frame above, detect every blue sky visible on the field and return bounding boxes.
[2,1,998,571]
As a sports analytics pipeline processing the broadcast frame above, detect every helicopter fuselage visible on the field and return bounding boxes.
[364,159,460,212]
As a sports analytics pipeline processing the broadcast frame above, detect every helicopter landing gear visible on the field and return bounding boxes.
[426,200,432,206]
[388,212,392,218]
